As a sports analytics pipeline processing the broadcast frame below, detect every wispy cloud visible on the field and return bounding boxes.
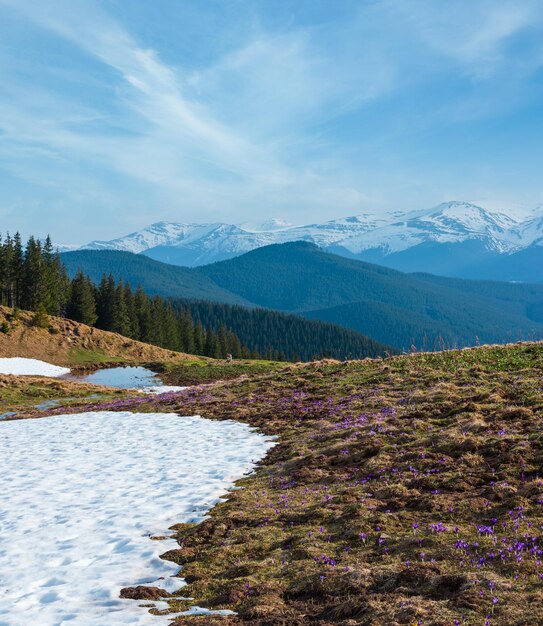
[0,0,542,241]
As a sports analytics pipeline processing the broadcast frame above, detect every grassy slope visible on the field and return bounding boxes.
[0,306,201,368]
[51,341,543,625]
[0,307,285,410]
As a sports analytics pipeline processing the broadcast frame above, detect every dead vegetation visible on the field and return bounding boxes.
[0,306,196,367]
[131,342,543,625]
[10,340,543,624]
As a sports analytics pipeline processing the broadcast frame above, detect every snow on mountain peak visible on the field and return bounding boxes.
[76,201,539,265]
[240,218,294,232]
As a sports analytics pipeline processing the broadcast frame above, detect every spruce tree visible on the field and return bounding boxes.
[134,286,152,342]
[11,233,24,308]
[162,305,180,350]
[32,303,50,329]
[218,324,228,358]
[177,308,195,353]
[21,237,44,311]
[112,281,131,336]
[194,322,205,355]
[123,283,139,339]
[67,271,97,326]
[96,274,116,331]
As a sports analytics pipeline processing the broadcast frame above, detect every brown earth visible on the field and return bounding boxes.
[0,306,199,368]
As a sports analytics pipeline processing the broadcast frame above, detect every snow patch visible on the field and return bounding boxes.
[140,385,189,394]
[0,411,275,625]
[0,357,70,377]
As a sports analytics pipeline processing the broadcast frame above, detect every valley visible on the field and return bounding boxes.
[4,3,543,625]
[63,241,543,352]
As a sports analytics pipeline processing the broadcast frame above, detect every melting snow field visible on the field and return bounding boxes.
[0,357,70,377]
[0,411,275,625]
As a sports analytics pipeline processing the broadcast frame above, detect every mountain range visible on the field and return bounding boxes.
[62,241,543,351]
[78,201,543,281]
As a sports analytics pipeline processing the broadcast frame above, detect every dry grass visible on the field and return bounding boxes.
[14,342,543,624]
[0,306,198,367]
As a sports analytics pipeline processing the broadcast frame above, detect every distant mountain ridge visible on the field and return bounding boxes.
[78,201,543,281]
[60,249,393,360]
[61,250,253,306]
[63,242,543,351]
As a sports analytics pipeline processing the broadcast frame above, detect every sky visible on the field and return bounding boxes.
[0,0,543,244]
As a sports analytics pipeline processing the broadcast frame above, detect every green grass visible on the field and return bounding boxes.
[0,380,126,413]
[13,342,543,624]
[68,348,126,365]
[161,358,285,385]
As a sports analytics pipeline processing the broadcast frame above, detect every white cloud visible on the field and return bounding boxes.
[385,0,543,74]
[0,0,542,242]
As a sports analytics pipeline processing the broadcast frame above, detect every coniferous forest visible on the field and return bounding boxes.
[0,234,390,361]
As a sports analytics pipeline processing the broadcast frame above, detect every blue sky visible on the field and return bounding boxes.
[1,0,543,243]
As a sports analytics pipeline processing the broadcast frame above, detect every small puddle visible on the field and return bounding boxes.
[63,366,187,395]
[64,366,162,389]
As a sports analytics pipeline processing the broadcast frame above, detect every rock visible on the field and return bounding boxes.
[119,585,169,600]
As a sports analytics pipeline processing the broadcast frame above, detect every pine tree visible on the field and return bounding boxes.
[204,328,220,358]
[123,282,139,339]
[162,305,179,350]
[67,271,97,326]
[11,233,24,308]
[149,297,165,346]
[194,321,206,355]
[0,234,9,306]
[134,285,152,343]
[217,324,228,358]
[32,303,50,329]
[178,307,195,353]
[228,331,242,359]
[20,236,45,311]
[112,280,131,336]
[96,274,116,331]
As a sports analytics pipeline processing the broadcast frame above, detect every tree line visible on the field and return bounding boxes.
[0,233,260,359]
[0,233,390,361]
[0,233,70,315]
[175,299,388,361]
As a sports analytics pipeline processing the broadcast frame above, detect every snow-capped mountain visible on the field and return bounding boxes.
[84,222,224,254]
[517,213,543,248]
[79,202,543,281]
[239,218,294,232]
[336,202,521,256]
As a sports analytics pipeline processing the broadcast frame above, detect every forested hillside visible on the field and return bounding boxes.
[60,241,543,350]
[0,233,69,314]
[61,250,251,305]
[0,234,257,359]
[175,300,389,361]
[1,234,391,361]
[199,242,543,349]
[27,236,543,352]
